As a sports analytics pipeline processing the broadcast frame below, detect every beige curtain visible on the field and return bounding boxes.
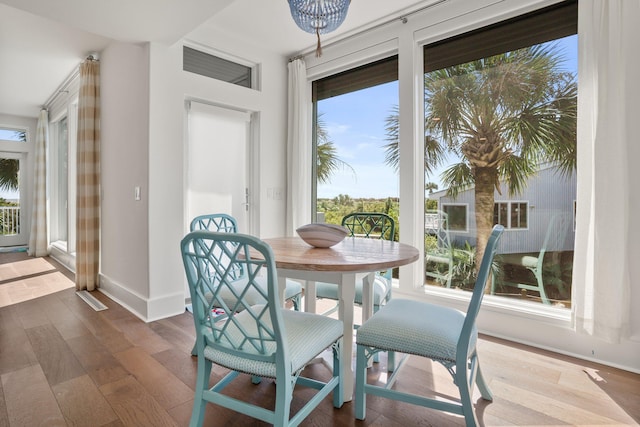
[75,58,101,291]
[28,109,49,257]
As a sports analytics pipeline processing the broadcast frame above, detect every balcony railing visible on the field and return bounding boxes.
[0,206,20,235]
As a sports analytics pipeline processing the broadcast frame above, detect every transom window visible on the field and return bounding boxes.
[0,127,26,142]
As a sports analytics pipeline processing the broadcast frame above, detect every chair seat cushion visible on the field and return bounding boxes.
[425,253,452,265]
[208,277,302,311]
[204,307,343,378]
[499,253,539,269]
[315,275,391,306]
[356,298,477,363]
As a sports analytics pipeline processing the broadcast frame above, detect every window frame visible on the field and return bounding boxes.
[494,200,529,230]
[304,0,578,321]
[48,98,78,259]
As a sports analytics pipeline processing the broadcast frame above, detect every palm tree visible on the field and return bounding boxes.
[316,114,355,184]
[0,130,24,193]
[425,182,438,194]
[385,42,577,276]
[0,159,19,192]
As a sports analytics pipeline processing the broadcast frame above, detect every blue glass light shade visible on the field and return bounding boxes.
[288,0,351,35]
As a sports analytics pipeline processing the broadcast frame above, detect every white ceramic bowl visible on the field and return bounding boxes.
[296,223,349,248]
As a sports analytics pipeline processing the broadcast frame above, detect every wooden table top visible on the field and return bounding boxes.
[261,236,419,273]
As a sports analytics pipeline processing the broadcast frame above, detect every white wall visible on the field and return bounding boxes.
[97,28,289,321]
[98,42,151,317]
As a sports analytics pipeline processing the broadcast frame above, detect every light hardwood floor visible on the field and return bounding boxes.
[0,252,638,426]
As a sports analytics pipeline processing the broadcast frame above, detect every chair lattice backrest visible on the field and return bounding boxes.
[425,210,451,252]
[341,212,395,241]
[342,212,395,280]
[190,213,243,281]
[191,213,237,233]
[181,231,284,361]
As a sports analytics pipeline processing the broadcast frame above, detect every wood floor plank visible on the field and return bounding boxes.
[0,306,20,332]
[110,316,173,355]
[51,374,119,427]
[148,317,196,355]
[58,291,135,354]
[151,348,198,389]
[113,347,193,411]
[490,379,632,425]
[25,323,86,386]
[1,364,65,426]
[0,326,38,376]
[13,298,51,330]
[99,375,179,427]
[66,333,130,387]
[0,377,8,427]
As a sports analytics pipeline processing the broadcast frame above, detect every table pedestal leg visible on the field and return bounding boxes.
[361,272,375,322]
[305,281,317,313]
[338,272,356,401]
[277,273,287,307]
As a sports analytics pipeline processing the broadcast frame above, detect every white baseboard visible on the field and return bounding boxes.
[98,273,186,322]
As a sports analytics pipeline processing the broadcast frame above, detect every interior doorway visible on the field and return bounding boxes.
[186,101,254,233]
[0,151,27,247]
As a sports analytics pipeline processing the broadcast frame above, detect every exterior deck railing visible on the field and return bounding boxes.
[0,206,20,235]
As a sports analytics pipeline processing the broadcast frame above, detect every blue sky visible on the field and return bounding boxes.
[317,81,399,198]
[316,34,578,200]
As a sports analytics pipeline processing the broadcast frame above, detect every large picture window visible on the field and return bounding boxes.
[311,56,399,232]
[422,1,577,308]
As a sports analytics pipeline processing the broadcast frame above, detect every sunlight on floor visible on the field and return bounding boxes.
[0,258,74,308]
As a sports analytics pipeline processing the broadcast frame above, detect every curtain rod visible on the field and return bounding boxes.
[43,67,79,110]
[288,0,447,62]
[42,53,98,109]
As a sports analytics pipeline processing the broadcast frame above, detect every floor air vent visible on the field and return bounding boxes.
[76,290,108,311]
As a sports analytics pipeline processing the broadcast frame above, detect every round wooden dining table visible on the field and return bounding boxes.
[262,236,419,401]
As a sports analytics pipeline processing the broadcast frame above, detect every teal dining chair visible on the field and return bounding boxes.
[355,225,504,427]
[492,213,569,304]
[314,212,396,365]
[181,230,344,427]
[190,213,303,311]
[315,212,395,315]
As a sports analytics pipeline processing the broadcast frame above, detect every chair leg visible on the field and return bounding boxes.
[355,345,369,420]
[457,359,480,427]
[274,373,293,427]
[291,294,301,311]
[387,351,396,372]
[333,340,344,408]
[532,267,550,304]
[190,357,212,427]
[457,371,478,427]
[475,361,493,401]
[372,304,381,363]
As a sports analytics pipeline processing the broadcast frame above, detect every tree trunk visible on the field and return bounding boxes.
[473,167,497,293]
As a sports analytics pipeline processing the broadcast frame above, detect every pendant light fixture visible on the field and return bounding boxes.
[288,0,351,57]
